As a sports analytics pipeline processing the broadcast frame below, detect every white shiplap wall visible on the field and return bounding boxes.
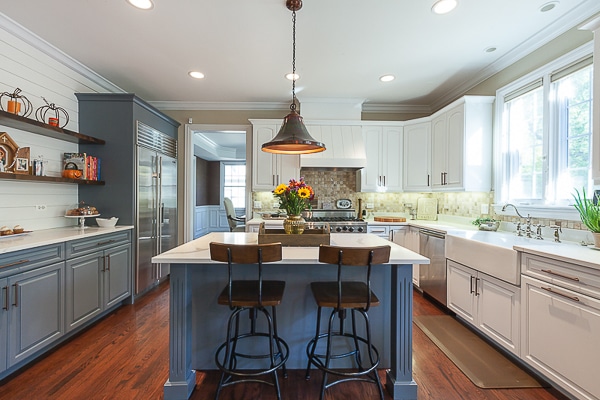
[0,14,122,230]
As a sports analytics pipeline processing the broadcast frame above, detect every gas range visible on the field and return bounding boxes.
[302,209,367,233]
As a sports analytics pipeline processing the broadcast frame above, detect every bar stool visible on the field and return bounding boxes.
[305,244,391,400]
[209,242,289,400]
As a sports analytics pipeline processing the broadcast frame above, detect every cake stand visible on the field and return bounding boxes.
[65,214,100,229]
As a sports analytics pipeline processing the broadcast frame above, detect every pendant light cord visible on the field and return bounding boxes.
[291,9,297,112]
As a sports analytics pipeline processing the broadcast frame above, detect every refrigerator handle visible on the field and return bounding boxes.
[156,155,163,254]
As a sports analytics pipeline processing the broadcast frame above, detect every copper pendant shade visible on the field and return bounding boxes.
[261,0,326,155]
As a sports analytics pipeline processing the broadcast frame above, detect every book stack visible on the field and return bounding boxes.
[63,152,102,180]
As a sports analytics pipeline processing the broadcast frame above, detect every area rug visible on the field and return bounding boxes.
[413,315,545,389]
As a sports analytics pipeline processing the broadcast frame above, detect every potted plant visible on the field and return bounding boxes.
[472,217,500,231]
[573,187,600,246]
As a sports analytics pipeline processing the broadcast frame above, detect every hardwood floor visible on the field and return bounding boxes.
[0,280,570,400]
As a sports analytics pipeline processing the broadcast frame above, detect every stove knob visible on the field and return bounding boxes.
[348,227,354,232]
[335,227,342,232]
[342,226,348,231]
[357,226,364,232]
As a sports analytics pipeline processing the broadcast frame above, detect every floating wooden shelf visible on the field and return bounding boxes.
[0,110,104,145]
[0,172,105,185]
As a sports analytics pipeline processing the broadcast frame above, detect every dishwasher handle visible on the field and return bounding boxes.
[419,229,446,239]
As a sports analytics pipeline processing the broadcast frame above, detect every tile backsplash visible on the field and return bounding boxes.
[252,169,584,230]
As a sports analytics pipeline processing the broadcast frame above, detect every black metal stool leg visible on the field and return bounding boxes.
[319,309,337,400]
[305,306,323,380]
[271,305,288,378]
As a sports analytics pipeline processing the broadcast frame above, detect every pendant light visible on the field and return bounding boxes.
[262,0,326,155]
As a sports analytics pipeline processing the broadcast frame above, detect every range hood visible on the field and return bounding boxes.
[298,98,367,169]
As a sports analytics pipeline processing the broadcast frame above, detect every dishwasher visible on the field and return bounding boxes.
[419,229,447,306]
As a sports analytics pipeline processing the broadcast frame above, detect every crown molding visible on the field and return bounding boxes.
[0,13,124,94]
[431,1,600,111]
[148,101,290,111]
[362,103,432,114]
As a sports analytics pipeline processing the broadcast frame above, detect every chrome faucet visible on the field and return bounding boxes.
[502,203,533,236]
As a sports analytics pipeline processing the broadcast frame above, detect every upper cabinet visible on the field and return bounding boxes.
[250,121,300,191]
[403,121,431,192]
[358,125,403,192]
[403,96,494,192]
[430,96,494,191]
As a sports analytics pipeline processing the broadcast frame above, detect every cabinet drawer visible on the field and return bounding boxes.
[521,253,600,300]
[66,231,131,258]
[0,244,65,276]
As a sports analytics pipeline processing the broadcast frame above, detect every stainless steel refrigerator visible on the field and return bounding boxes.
[136,123,178,295]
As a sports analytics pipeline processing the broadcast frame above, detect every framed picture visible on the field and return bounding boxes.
[13,147,30,174]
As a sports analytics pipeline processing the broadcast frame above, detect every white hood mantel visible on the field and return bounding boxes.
[298,98,367,169]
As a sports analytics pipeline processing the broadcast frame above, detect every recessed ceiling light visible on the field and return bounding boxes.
[126,0,154,10]
[379,75,395,82]
[539,1,559,12]
[431,0,458,15]
[188,71,205,79]
[285,73,300,81]
[484,46,497,53]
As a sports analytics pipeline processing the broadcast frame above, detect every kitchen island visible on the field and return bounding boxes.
[153,232,429,400]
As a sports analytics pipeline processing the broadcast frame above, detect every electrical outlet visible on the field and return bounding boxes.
[35,204,47,211]
[272,202,280,209]
[404,203,413,208]
[366,203,374,209]
[253,201,262,209]
[481,204,490,214]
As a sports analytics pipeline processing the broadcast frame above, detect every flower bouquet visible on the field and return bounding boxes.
[273,177,314,234]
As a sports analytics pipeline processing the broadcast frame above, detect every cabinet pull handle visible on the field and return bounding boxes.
[475,278,480,296]
[97,239,116,246]
[469,276,475,294]
[427,174,430,186]
[383,176,386,187]
[101,256,106,272]
[2,286,8,311]
[540,269,580,282]
[440,172,444,185]
[12,284,18,307]
[0,259,29,269]
[541,286,580,302]
[106,255,111,271]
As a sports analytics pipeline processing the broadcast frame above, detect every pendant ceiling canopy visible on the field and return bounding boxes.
[261,0,326,155]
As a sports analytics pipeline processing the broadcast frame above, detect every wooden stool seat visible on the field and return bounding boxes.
[310,282,380,309]
[218,280,285,307]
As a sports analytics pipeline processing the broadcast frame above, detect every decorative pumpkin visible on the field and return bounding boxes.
[0,88,33,117]
[35,97,70,128]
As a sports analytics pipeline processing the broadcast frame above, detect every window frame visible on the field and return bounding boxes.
[220,161,246,210]
[493,42,593,220]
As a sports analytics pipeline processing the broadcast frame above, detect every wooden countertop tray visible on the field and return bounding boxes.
[374,216,406,222]
[258,223,330,247]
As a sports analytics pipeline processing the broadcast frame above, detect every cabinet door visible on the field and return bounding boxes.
[65,252,102,332]
[277,153,300,185]
[8,262,64,367]
[522,275,600,399]
[446,260,476,324]
[382,127,403,191]
[104,244,131,309]
[431,113,447,189]
[477,274,520,355]
[444,105,465,189]
[358,126,382,192]
[252,125,278,190]
[403,122,431,191]
[0,278,7,373]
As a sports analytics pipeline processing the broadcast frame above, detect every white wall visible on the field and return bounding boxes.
[0,15,120,230]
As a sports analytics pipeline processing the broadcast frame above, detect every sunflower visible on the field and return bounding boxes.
[274,184,288,195]
[298,187,311,198]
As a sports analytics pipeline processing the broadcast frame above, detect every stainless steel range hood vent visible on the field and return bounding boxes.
[300,124,366,169]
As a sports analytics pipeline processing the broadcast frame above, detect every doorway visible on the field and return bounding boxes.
[183,124,251,241]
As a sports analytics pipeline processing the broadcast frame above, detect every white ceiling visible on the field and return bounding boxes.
[1,0,599,114]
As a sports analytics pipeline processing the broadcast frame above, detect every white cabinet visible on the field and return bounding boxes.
[403,121,431,192]
[521,252,600,400]
[250,122,300,191]
[367,225,390,239]
[358,126,403,192]
[447,259,520,355]
[430,97,494,191]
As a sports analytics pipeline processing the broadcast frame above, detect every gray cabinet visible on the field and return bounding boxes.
[65,232,132,331]
[7,261,65,367]
[0,277,7,374]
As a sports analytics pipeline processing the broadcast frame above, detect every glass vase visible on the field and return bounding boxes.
[283,214,306,234]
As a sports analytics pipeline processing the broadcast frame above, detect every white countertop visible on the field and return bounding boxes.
[152,232,430,265]
[0,226,134,254]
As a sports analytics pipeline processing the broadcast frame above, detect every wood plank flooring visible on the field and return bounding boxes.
[0,280,570,400]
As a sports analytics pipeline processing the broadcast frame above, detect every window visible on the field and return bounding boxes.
[223,163,246,208]
[496,44,593,211]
